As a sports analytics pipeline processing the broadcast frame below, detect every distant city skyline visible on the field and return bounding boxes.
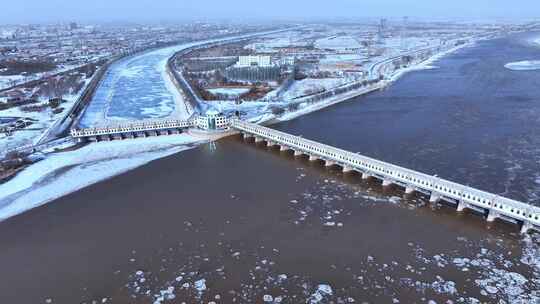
[3,0,540,24]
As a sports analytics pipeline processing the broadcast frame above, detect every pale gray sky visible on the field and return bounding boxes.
[4,0,540,23]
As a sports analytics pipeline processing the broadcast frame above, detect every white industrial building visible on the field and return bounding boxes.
[195,110,229,130]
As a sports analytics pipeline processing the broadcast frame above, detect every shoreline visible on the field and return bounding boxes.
[0,37,476,222]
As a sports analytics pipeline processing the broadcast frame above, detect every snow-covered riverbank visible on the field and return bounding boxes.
[0,134,205,221]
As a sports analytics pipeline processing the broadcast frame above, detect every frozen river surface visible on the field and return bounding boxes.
[78,46,190,128]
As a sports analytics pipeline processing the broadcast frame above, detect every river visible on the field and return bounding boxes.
[0,32,539,303]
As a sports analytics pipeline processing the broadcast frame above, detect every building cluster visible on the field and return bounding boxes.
[0,22,274,89]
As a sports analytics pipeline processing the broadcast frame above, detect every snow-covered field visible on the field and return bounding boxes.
[208,87,250,96]
[320,54,364,64]
[0,134,205,221]
[315,36,362,51]
[505,60,540,71]
[0,86,89,151]
[0,74,25,90]
[282,78,350,100]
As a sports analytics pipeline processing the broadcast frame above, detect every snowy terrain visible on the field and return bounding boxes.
[207,87,250,96]
[0,79,91,151]
[282,78,350,100]
[315,36,362,51]
[505,60,540,71]
[0,74,25,90]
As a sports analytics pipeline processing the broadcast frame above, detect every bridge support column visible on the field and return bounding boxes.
[243,133,252,139]
[255,137,263,143]
[486,210,499,222]
[280,145,289,152]
[266,141,274,147]
[521,221,533,234]
[342,166,353,173]
[294,150,303,157]
[382,179,393,187]
[361,173,371,180]
[325,160,335,167]
[405,186,415,195]
[457,201,468,212]
[309,155,319,162]
[429,193,441,204]
[171,129,179,135]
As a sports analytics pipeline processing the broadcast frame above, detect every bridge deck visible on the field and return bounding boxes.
[231,119,540,233]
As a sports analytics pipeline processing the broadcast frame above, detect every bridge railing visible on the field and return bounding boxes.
[231,119,540,227]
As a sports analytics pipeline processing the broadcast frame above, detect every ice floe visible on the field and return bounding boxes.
[504,60,540,71]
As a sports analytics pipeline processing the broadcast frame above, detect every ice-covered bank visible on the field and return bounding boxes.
[505,60,540,71]
[0,135,206,221]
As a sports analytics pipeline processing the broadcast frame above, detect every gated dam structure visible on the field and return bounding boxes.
[230,119,540,234]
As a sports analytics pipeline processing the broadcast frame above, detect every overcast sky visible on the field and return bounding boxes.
[4,0,540,24]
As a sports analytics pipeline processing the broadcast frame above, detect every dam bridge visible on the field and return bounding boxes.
[230,119,540,234]
[69,117,540,234]
[70,119,195,142]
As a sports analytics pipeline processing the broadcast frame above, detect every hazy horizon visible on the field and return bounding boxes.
[3,0,540,24]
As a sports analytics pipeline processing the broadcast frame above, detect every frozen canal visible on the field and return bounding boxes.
[78,46,191,128]
[77,29,289,128]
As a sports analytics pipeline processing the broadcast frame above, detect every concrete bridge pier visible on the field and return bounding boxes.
[112,134,122,140]
[405,186,415,195]
[255,137,263,143]
[457,201,468,212]
[429,193,441,204]
[521,221,533,234]
[361,172,371,180]
[342,166,354,173]
[171,129,180,135]
[325,160,335,167]
[266,141,274,147]
[309,155,319,162]
[294,150,303,157]
[125,133,134,139]
[280,145,289,152]
[486,210,499,222]
[382,179,393,187]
